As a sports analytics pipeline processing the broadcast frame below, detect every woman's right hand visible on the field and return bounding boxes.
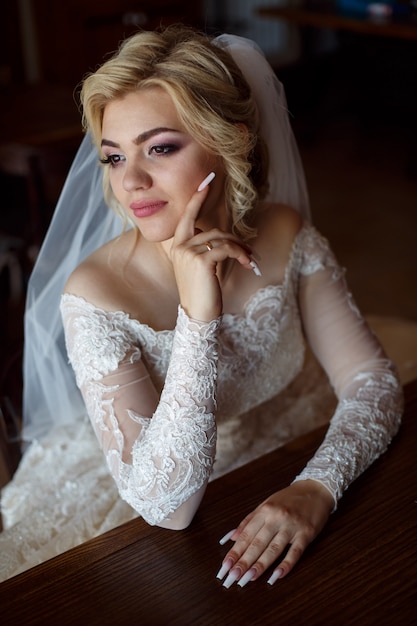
[170,174,254,322]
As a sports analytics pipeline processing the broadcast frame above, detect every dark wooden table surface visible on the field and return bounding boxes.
[1,380,416,625]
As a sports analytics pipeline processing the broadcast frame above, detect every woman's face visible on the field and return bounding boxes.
[101,87,226,242]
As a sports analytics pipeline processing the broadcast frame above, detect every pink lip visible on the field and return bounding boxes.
[129,200,167,218]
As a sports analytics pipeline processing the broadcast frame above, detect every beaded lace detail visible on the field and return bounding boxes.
[59,224,402,514]
[292,366,403,504]
[65,306,220,525]
[0,224,403,581]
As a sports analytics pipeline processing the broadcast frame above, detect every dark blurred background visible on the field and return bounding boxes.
[1,1,417,476]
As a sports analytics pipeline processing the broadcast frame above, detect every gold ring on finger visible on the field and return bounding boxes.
[205,241,213,251]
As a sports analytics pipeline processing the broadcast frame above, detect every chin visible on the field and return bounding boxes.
[136,226,175,244]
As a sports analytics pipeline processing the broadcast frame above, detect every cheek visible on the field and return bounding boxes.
[108,170,125,200]
[177,148,217,183]
[104,169,117,200]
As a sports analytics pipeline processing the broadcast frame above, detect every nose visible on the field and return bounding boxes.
[122,161,152,192]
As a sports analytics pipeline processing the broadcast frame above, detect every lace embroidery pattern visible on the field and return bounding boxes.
[1,222,404,583]
[295,226,344,281]
[59,223,402,518]
[63,302,220,525]
[293,366,403,505]
[123,309,219,523]
[69,307,142,385]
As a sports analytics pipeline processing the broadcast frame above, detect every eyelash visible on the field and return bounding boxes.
[150,143,179,155]
[100,144,179,167]
[100,154,124,167]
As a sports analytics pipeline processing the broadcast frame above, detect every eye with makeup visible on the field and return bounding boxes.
[100,154,125,167]
[149,143,179,156]
[100,143,179,167]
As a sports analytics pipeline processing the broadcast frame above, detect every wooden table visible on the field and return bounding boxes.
[258,1,417,42]
[1,380,416,625]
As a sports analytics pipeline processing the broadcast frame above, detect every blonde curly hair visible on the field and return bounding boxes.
[80,25,269,240]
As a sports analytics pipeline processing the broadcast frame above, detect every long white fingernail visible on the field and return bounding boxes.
[219,529,236,545]
[267,568,283,585]
[198,171,215,192]
[216,559,233,580]
[250,260,262,276]
[223,569,240,589]
[237,568,256,588]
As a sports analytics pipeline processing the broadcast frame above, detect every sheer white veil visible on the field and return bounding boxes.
[22,33,310,441]
[215,34,310,218]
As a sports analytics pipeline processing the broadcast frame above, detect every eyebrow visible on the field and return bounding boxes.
[101,127,180,148]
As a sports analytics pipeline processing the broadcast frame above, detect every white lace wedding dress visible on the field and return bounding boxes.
[0,224,403,581]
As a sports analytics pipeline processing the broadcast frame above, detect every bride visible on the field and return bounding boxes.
[0,26,402,586]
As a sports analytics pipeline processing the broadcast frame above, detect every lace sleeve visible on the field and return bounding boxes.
[61,296,219,526]
[291,226,403,507]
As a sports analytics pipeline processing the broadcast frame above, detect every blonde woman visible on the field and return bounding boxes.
[0,26,402,585]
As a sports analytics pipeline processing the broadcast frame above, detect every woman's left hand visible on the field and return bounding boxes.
[216,480,334,588]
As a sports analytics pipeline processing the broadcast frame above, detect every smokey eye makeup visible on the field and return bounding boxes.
[148,143,180,156]
[99,154,125,167]
[99,141,181,166]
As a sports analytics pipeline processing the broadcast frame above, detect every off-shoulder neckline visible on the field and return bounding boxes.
[61,224,309,331]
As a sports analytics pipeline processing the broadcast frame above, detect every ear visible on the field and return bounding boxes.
[235,122,248,134]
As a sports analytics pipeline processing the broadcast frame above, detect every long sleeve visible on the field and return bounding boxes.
[292,226,403,507]
[61,295,220,526]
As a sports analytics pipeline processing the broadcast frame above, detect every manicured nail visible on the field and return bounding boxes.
[198,171,216,191]
[237,568,256,588]
[223,568,241,589]
[216,557,233,580]
[219,529,236,545]
[267,568,283,585]
[250,260,262,276]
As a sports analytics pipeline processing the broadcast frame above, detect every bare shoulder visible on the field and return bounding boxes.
[254,203,304,275]
[257,203,303,242]
[250,204,304,282]
[63,230,138,311]
[63,229,179,328]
